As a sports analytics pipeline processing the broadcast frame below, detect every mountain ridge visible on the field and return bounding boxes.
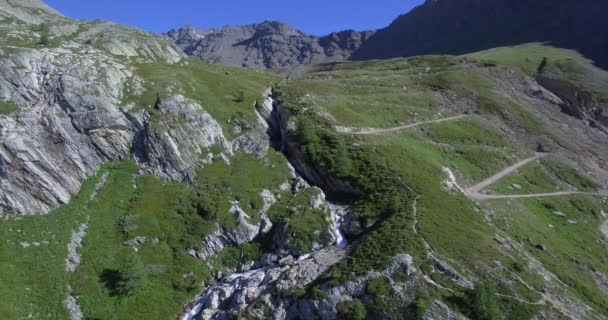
[167,21,374,69]
[352,0,608,69]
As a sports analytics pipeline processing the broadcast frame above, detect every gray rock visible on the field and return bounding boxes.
[0,0,64,24]
[232,132,269,159]
[133,95,231,182]
[65,222,88,272]
[167,22,375,70]
[195,202,271,260]
[422,300,467,320]
[64,286,83,320]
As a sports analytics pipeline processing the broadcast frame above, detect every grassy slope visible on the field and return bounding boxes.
[0,153,298,319]
[466,43,608,103]
[125,57,278,137]
[1,34,606,320]
[69,163,212,320]
[0,169,103,319]
[487,158,599,195]
[277,49,608,318]
[490,195,608,314]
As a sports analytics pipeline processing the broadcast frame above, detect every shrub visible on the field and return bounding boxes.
[311,287,326,300]
[471,281,502,320]
[37,23,50,46]
[413,290,431,319]
[296,116,320,156]
[336,299,367,320]
[537,57,548,74]
[333,137,352,177]
[100,252,148,297]
[367,277,390,297]
[232,91,245,103]
[116,253,147,296]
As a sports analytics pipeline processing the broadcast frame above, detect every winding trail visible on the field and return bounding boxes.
[464,153,548,199]
[336,115,468,135]
[496,293,547,306]
[462,153,607,201]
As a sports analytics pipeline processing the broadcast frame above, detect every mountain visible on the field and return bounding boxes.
[167,21,374,69]
[2,1,608,320]
[0,0,63,24]
[353,0,608,69]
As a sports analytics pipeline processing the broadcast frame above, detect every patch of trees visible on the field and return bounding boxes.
[36,23,50,46]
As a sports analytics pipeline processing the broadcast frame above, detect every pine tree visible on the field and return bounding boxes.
[296,117,319,158]
[38,23,50,46]
[117,252,147,296]
[471,281,502,320]
[333,138,352,177]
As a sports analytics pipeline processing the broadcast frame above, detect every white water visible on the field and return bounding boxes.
[181,94,350,320]
[329,203,348,249]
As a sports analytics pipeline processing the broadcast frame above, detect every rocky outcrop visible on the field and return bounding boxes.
[0,47,137,215]
[0,0,64,24]
[182,252,420,320]
[535,76,608,130]
[132,95,231,182]
[182,248,347,320]
[194,201,272,260]
[422,300,467,320]
[65,222,88,272]
[0,9,241,216]
[167,22,374,69]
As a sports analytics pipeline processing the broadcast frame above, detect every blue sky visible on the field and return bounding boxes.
[44,0,423,35]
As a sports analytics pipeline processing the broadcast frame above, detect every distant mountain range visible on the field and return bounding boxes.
[167,21,374,69]
[169,0,608,69]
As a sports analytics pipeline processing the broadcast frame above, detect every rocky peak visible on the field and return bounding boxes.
[167,22,374,69]
[251,20,304,37]
[0,0,64,24]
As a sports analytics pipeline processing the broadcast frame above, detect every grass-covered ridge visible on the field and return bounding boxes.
[467,43,608,103]
[124,57,279,137]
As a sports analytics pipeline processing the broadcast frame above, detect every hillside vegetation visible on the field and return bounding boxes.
[0,4,607,318]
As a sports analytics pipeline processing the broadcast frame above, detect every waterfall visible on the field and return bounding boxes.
[329,203,348,249]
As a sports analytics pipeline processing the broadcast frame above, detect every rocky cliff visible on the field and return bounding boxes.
[0,1,239,216]
[167,21,374,69]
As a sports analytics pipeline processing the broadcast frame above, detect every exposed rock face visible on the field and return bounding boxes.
[352,0,608,69]
[182,252,422,320]
[422,300,467,320]
[535,76,608,130]
[167,22,374,69]
[0,47,137,215]
[261,92,361,196]
[0,9,227,216]
[133,95,231,182]
[194,202,271,260]
[183,248,346,320]
[0,0,64,24]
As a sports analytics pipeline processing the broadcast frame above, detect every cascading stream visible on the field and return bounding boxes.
[180,89,349,319]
